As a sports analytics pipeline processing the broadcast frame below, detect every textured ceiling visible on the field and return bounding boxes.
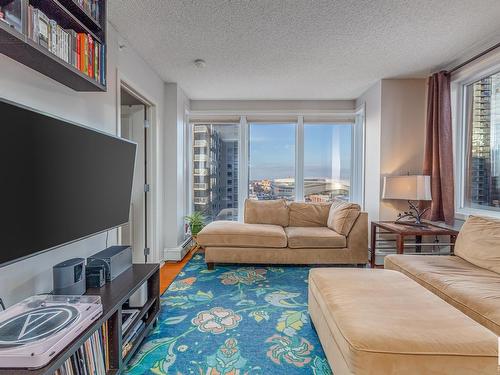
[108,0,500,100]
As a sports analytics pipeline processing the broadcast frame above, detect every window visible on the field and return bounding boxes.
[189,114,364,223]
[248,123,296,201]
[304,124,353,202]
[192,123,239,222]
[462,73,500,212]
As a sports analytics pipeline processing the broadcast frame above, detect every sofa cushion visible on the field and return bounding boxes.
[309,268,498,375]
[454,215,500,274]
[285,227,346,249]
[244,199,289,227]
[288,202,331,227]
[385,254,500,335]
[197,221,287,248]
[327,200,361,235]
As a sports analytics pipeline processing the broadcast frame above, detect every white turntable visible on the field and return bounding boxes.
[0,295,102,369]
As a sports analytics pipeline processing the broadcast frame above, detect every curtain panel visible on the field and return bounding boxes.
[423,71,455,225]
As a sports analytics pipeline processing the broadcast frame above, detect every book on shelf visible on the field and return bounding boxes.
[122,320,146,358]
[54,322,109,375]
[77,0,101,22]
[26,5,106,86]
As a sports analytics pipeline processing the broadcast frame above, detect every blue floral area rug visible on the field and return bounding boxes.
[125,253,332,374]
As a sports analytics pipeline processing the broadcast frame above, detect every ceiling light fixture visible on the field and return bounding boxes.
[194,59,207,69]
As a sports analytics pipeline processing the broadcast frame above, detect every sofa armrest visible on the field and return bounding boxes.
[345,212,369,263]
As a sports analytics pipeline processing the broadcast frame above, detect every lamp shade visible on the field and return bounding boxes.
[382,175,432,201]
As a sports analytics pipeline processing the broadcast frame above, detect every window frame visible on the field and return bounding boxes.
[188,110,365,222]
[452,55,500,219]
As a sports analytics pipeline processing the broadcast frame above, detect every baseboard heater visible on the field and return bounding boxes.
[163,236,193,261]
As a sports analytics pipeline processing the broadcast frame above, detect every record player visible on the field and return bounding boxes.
[0,295,102,369]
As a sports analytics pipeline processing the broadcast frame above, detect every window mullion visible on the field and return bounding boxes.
[296,116,304,201]
[238,116,248,221]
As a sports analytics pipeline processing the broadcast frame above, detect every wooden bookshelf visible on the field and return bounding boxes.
[0,0,106,91]
[0,264,160,375]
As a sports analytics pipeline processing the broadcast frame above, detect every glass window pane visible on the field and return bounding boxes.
[192,123,239,222]
[248,123,296,201]
[464,73,500,211]
[304,124,352,202]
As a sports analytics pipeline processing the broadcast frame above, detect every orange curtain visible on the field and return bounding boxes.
[423,71,455,225]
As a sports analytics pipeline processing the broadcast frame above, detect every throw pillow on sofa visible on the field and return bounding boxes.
[288,202,332,227]
[327,200,361,235]
[244,199,289,227]
[454,215,500,274]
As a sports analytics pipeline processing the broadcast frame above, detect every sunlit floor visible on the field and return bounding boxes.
[159,247,198,293]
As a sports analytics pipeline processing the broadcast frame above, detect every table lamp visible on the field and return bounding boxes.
[382,175,432,226]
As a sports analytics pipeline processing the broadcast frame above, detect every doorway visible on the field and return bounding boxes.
[120,86,151,263]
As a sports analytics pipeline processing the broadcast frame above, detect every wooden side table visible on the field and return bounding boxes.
[370,221,459,268]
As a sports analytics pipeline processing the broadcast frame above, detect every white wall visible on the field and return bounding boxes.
[356,81,382,224]
[0,23,167,307]
[190,100,355,113]
[356,79,427,223]
[379,79,427,220]
[163,83,190,250]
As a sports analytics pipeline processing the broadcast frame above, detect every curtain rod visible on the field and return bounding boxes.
[448,41,500,74]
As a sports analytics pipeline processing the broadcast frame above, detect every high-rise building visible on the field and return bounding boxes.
[468,74,500,209]
[470,78,492,206]
[192,124,239,222]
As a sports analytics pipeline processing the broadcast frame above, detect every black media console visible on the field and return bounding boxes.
[0,263,160,375]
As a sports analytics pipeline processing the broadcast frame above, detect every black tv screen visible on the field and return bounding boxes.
[0,100,137,267]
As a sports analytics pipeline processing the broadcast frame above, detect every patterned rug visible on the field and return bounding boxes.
[125,254,332,374]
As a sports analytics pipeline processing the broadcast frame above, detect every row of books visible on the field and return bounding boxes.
[122,320,145,358]
[76,0,101,23]
[54,322,110,375]
[26,5,106,86]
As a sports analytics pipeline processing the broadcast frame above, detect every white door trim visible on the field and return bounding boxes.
[116,69,161,263]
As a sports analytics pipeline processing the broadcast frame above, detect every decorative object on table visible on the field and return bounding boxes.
[370,221,459,268]
[0,295,102,368]
[382,175,432,226]
[87,245,132,282]
[184,211,206,237]
[53,258,86,295]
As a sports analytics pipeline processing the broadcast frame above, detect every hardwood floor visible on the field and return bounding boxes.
[159,247,198,294]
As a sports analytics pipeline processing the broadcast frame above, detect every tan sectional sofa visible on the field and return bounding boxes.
[309,215,500,374]
[308,268,498,375]
[385,215,500,335]
[197,199,368,269]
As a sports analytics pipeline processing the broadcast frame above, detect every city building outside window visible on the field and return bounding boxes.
[462,72,500,212]
[192,123,239,222]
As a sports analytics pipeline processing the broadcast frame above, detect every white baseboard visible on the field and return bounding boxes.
[163,237,193,261]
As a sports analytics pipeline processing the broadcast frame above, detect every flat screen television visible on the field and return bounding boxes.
[0,99,137,267]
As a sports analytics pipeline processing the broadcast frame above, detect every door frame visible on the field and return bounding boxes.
[116,71,160,264]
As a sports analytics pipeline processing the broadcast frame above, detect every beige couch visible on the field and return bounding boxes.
[309,268,498,375]
[197,199,368,269]
[308,215,500,374]
[385,215,500,335]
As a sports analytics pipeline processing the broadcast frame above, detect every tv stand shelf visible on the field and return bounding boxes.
[0,263,160,375]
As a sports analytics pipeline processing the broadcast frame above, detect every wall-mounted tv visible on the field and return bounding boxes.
[0,99,137,267]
